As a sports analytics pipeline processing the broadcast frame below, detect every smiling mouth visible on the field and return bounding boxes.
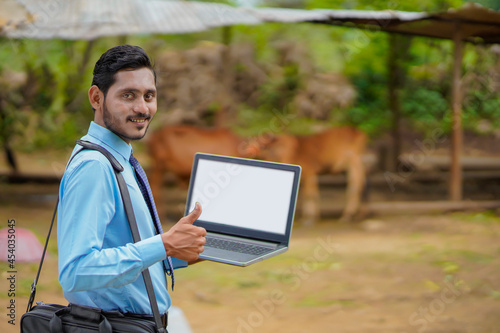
[129,117,149,124]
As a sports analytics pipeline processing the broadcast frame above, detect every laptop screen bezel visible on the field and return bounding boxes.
[184,153,301,244]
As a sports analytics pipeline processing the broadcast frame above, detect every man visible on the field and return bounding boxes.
[57,45,206,323]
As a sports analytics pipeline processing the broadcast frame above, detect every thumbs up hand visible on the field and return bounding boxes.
[161,202,207,263]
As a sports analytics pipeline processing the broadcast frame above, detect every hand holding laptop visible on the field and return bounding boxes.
[184,153,301,266]
[161,202,207,263]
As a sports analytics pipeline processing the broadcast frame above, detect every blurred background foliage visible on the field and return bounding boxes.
[1,0,500,154]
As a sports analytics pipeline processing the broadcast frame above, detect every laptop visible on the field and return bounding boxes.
[184,153,301,266]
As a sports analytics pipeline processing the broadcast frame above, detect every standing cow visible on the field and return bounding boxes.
[147,125,257,209]
[258,127,367,224]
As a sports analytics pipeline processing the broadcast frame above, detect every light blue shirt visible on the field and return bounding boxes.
[57,121,187,315]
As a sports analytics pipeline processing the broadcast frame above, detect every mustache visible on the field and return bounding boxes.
[127,114,151,121]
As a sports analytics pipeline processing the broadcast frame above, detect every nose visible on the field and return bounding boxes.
[133,98,148,114]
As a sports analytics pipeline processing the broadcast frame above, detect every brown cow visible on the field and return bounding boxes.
[147,125,257,207]
[257,127,367,224]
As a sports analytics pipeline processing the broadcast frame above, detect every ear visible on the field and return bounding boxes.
[88,85,103,112]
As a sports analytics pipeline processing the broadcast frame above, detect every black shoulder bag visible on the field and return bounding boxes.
[20,140,168,333]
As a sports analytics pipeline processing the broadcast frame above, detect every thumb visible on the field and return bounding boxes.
[181,202,202,224]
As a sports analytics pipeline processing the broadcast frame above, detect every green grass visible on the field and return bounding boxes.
[295,295,358,308]
[451,211,500,224]
[446,249,495,264]
[431,260,461,274]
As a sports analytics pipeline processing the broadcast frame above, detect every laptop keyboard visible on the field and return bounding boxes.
[206,237,272,256]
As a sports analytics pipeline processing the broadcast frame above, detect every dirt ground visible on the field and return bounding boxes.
[1,191,500,333]
[0,147,500,333]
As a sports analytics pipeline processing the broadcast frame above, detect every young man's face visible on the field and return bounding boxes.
[91,67,157,143]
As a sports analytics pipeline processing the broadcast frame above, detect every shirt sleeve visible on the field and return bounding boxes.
[171,258,188,269]
[58,157,167,293]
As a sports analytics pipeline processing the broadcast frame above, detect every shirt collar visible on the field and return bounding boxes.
[86,121,133,161]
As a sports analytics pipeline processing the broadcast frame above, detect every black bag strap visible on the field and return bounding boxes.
[26,197,61,313]
[27,140,166,333]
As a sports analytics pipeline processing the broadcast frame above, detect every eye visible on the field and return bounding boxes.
[123,92,134,99]
[145,92,155,101]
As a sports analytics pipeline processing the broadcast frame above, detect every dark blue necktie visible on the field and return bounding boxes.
[129,154,175,290]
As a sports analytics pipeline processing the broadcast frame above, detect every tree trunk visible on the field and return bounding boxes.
[387,34,412,171]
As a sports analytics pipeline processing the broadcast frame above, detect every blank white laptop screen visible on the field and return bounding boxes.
[188,159,295,235]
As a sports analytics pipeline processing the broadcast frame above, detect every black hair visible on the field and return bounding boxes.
[91,44,156,96]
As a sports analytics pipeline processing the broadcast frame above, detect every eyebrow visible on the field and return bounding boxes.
[118,88,157,94]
